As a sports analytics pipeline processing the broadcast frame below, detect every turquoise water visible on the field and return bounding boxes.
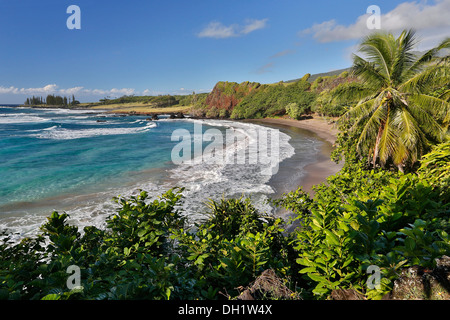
[0,107,197,205]
[0,106,319,239]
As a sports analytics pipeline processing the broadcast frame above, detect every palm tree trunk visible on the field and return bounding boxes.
[372,120,385,168]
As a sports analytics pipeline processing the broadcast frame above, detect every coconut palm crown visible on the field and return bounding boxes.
[338,29,450,172]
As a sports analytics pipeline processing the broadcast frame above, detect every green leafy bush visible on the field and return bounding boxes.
[231,80,317,119]
[0,190,296,300]
[417,141,450,202]
[275,158,450,299]
[173,197,296,298]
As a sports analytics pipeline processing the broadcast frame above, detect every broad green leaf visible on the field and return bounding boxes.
[308,273,327,283]
[41,294,61,300]
[405,237,416,252]
[325,230,340,246]
[299,267,317,274]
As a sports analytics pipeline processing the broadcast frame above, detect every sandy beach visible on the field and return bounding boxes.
[255,117,339,145]
[246,116,343,197]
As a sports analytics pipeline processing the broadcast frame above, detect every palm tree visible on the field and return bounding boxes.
[337,29,450,172]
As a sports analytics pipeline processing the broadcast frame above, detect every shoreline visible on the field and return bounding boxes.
[0,109,343,239]
[245,116,343,197]
[18,104,344,196]
[253,116,339,145]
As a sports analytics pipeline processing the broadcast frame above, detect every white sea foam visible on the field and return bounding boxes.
[0,119,297,241]
[36,108,105,115]
[165,119,295,221]
[32,122,157,140]
[54,118,112,126]
[0,113,50,124]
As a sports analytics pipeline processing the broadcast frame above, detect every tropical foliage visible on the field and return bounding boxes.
[230,80,317,119]
[1,139,449,300]
[333,30,450,172]
[0,190,296,300]
[1,30,450,301]
[274,153,450,299]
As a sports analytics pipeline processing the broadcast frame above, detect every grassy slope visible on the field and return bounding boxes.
[80,102,191,114]
[74,68,351,115]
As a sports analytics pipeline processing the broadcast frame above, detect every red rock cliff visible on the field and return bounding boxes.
[204,81,261,113]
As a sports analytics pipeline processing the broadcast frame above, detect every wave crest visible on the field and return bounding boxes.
[32,122,157,140]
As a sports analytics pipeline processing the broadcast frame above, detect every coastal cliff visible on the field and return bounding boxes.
[193,70,358,120]
[193,81,261,118]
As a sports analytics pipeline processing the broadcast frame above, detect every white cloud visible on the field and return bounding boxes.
[40,84,58,93]
[0,84,136,100]
[197,18,268,39]
[0,84,59,95]
[0,85,212,103]
[59,86,84,95]
[241,18,269,35]
[110,88,135,96]
[142,89,176,96]
[301,0,450,48]
[197,21,237,39]
[270,49,296,59]
[255,62,274,74]
[0,86,18,94]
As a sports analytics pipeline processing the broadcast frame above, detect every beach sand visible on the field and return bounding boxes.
[245,116,343,197]
[242,116,343,226]
[255,117,339,145]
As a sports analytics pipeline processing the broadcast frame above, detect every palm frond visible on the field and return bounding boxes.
[328,82,377,106]
[391,30,418,86]
[356,102,388,155]
[439,89,450,102]
[409,93,450,124]
[406,97,447,142]
[405,36,449,77]
[398,63,448,94]
[377,110,399,164]
[357,31,395,81]
[342,90,387,127]
[435,37,450,64]
[351,54,389,89]
[392,106,429,163]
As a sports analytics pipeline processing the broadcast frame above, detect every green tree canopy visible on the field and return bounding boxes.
[336,29,450,172]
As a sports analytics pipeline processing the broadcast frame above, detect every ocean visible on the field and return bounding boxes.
[0,106,322,240]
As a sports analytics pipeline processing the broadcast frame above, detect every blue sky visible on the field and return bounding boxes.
[0,0,449,103]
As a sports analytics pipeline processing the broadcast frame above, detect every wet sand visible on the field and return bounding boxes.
[255,117,339,145]
[245,116,343,197]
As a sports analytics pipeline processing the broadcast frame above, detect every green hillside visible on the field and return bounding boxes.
[286,67,351,83]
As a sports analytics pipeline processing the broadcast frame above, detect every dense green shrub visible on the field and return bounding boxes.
[0,189,192,300]
[0,189,295,300]
[274,157,450,299]
[2,140,449,301]
[417,141,450,202]
[1,149,449,300]
[173,197,297,299]
[231,80,317,119]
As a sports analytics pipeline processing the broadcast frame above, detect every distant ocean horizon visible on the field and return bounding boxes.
[0,106,322,241]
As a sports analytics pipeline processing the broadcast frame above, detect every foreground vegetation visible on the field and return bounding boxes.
[0,140,449,300]
[1,30,449,300]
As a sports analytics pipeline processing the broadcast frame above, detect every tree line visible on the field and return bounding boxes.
[24,94,80,107]
[96,92,208,108]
